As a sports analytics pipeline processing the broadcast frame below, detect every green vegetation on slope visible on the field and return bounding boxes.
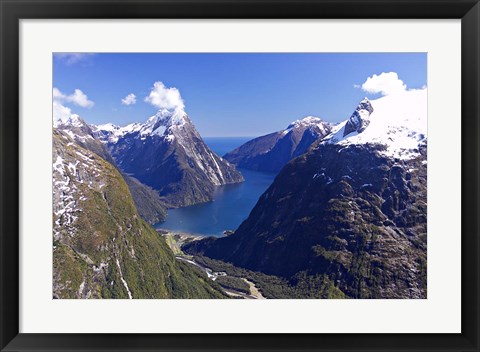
[123,174,168,224]
[193,255,345,299]
[53,130,227,299]
[215,276,251,295]
[185,144,427,299]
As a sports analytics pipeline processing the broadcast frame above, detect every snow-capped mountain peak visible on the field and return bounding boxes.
[283,116,330,136]
[286,116,323,129]
[151,107,187,126]
[92,108,189,144]
[52,113,102,146]
[92,122,142,144]
[94,108,244,207]
[323,89,427,160]
[342,98,374,137]
[140,108,187,139]
[53,113,84,128]
[94,122,118,132]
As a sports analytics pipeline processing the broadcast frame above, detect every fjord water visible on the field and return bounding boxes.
[155,137,276,237]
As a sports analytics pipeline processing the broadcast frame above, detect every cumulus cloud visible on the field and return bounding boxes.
[121,93,136,106]
[52,87,64,100]
[52,87,94,125]
[68,89,95,108]
[53,88,94,108]
[54,53,95,65]
[144,81,185,111]
[53,100,74,123]
[360,72,407,96]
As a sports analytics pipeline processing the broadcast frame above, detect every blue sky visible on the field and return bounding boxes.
[53,53,427,137]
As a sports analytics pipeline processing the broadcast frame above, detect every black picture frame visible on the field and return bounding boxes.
[1,0,479,351]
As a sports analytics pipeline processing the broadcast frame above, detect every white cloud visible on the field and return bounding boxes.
[52,87,94,125]
[69,89,94,108]
[52,87,65,100]
[54,53,95,65]
[144,81,185,111]
[360,72,407,96]
[53,100,73,124]
[121,93,137,106]
[53,88,94,108]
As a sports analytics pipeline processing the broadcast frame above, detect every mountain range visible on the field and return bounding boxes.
[53,87,428,299]
[184,89,428,298]
[54,114,168,224]
[223,116,332,172]
[93,108,244,207]
[52,107,246,298]
[53,128,226,298]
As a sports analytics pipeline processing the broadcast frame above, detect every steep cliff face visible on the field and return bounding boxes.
[94,109,244,207]
[53,129,227,299]
[185,89,428,299]
[223,116,332,173]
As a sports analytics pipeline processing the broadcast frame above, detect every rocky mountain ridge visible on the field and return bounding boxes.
[54,114,167,223]
[223,116,332,173]
[324,89,427,160]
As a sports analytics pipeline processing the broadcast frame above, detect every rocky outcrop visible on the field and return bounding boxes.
[343,98,374,136]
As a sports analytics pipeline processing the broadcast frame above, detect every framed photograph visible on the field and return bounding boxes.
[1,0,479,351]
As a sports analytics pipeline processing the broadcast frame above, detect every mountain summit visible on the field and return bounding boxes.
[325,89,427,160]
[223,116,332,173]
[342,98,374,136]
[93,109,244,207]
[94,107,188,144]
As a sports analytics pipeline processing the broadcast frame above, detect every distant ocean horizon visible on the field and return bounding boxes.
[155,137,276,237]
[202,136,256,157]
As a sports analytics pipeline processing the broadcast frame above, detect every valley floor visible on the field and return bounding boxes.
[158,229,266,299]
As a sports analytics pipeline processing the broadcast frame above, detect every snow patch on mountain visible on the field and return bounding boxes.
[282,116,330,136]
[93,108,188,144]
[92,107,243,204]
[54,114,98,146]
[116,258,133,299]
[93,122,142,144]
[53,132,107,241]
[54,113,84,129]
[324,89,427,160]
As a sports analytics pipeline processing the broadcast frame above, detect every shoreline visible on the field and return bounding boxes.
[156,227,234,239]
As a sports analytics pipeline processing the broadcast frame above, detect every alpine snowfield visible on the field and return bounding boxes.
[324,88,427,160]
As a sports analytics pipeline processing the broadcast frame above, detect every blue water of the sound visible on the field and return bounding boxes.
[154,137,276,237]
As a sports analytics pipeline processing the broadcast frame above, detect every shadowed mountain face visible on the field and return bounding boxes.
[94,110,244,207]
[223,116,332,173]
[185,143,427,298]
[53,129,227,299]
[184,90,428,299]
